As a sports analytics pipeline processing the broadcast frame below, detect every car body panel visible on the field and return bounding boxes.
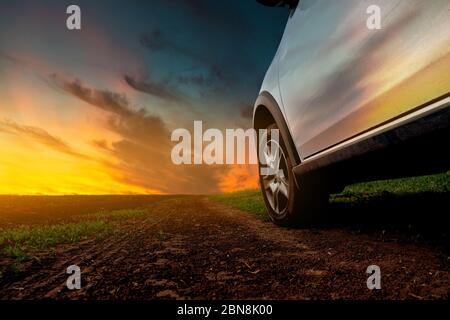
[293,99,450,191]
[260,0,450,160]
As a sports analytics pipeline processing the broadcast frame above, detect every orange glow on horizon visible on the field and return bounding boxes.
[218,165,259,193]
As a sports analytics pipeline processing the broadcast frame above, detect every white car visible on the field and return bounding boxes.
[254,0,450,226]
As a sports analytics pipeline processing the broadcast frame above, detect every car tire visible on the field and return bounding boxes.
[258,123,329,227]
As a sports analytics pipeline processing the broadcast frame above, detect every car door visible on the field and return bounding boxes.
[278,0,450,159]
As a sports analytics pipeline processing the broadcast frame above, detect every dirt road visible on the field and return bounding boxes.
[0,195,448,299]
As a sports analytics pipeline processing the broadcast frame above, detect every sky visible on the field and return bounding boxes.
[2,0,448,195]
[0,0,288,195]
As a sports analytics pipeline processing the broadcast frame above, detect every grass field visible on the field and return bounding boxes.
[211,171,450,221]
[1,172,449,280]
[0,176,448,299]
[0,209,152,273]
[3,172,449,260]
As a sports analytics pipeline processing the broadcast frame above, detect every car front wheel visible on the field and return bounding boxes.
[258,123,328,227]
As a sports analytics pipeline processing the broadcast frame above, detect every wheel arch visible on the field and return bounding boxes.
[253,91,301,167]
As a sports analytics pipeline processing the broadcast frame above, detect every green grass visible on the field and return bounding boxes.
[0,208,152,270]
[212,172,450,220]
[332,171,450,203]
[3,245,28,262]
[211,189,269,221]
[0,220,113,256]
[341,172,450,194]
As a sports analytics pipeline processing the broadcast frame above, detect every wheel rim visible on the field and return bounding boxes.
[260,136,289,215]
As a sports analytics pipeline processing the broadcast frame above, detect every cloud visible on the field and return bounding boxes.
[0,0,287,195]
[48,74,223,194]
[218,164,259,192]
[0,51,30,68]
[50,74,135,117]
[0,119,88,159]
[124,74,187,103]
[139,29,166,52]
[177,65,228,85]
[49,74,171,149]
[139,28,234,93]
[136,1,273,105]
[139,29,205,62]
[240,104,254,119]
[175,65,233,99]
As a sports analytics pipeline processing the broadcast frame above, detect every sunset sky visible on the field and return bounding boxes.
[0,0,287,195]
[1,0,449,195]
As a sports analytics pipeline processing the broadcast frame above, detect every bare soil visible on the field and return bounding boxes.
[0,195,448,300]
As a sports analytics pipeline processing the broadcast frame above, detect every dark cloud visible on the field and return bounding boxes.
[0,119,88,159]
[124,74,187,103]
[177,74,210,87]
[136,0,285,105]
[139,29,166,52]
[51,74,133,117]
[98,116,222,194]
[0,0,289,194]
[139,29,206,63]
[176,64,232,96]
[139,26,235,95]
[0,51,30,68]
[49,74,170,144]
[52,70,188,108]
[49,74,222,194]
[240,104,253,119]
